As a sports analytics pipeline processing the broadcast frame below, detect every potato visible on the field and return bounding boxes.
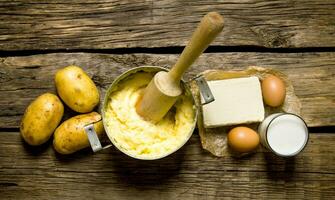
[55,65,99,113]
[53,112,105,154]
[20,93,64,145]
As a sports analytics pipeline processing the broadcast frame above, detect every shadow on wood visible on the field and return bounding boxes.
[103,142,188,188]
[54,147,94,163]
[263,152,296,181]
[21,135,52,156]
[50,134,189,188]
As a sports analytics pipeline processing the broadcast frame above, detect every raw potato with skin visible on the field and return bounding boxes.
[20,93,64,145]
[55,65,100,113]
[53,112,104,154]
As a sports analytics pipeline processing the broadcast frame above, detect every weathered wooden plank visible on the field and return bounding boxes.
[0,52,334,128]
[0,132,334,199]
[0,0,334,50]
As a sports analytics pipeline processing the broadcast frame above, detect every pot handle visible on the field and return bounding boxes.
[194,75,215,105]
[84,123,112,152]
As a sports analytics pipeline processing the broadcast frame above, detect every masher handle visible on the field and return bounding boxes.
[168,12,224,82]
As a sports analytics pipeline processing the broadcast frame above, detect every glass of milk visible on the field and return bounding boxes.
[258,113,309,157]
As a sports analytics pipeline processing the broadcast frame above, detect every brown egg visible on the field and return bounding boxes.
[228,127,260,153]
[261,75,286,107]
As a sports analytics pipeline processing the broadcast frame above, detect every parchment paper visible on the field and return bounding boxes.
[190,66,301,157]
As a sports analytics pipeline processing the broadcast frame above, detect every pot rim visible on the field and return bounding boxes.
[101,66,198,160]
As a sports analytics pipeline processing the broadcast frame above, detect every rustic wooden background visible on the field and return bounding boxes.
[0,0,334,199]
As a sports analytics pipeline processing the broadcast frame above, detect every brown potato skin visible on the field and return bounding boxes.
[20,93,64,146]
[53,112,104,154]
[55,65,99,113]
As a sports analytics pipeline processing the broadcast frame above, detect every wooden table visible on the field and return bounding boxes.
[0,1,334,199]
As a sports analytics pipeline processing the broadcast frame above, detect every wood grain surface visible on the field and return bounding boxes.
[0,0,334,50]
[0,131,334,200]
[0,1,334,199]
[1,52,334,128]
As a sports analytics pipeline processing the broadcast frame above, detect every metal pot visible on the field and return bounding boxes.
[84,66,213,160]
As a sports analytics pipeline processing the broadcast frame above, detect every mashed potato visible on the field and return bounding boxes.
[104,71,195,159]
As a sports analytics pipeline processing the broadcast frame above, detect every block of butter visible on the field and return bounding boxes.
[201,76,264,128]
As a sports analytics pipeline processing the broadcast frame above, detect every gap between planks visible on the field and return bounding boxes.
[0,46,335,57]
